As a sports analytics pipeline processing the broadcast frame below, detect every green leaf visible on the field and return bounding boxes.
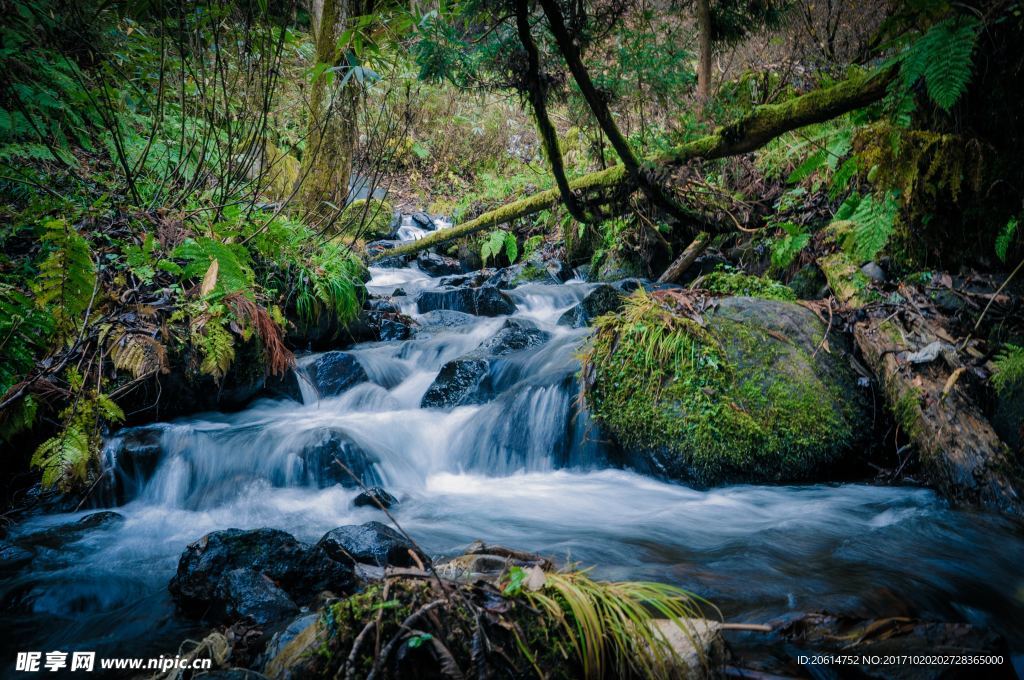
[995,217,1019,263]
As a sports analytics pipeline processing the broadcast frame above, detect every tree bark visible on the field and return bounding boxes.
[514,0,589,223]
[696,0,713,105]
[299,0,357,223]
[854,313,1024,516]
[374,67,895,260]
[658,231,710,282]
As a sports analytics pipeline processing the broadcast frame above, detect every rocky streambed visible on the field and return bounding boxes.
[2,254,1023,677]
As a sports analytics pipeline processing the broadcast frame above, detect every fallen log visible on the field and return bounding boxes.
[853,310,1024,516]
[658,231,710,283]
[375,68,895,261]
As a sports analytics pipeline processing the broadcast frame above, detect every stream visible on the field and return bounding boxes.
[2,261,1024,674]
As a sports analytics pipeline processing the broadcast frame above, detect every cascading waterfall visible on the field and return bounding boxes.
[3,258,1024,666]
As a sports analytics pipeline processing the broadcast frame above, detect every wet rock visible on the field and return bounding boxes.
[438,271,491,288]
[788,264,828,299]
[261,613,319,669]
[17,512,125,550]
[0,543,33,571]
[557,284,626,328]
[300,428,380,488]
[475,286,518,316]
[391,287,406,297]
[354,487,398,509]
[486,264,527,289]
[416,252,463,277]
[546,259,574,283]
[378,317,413,341]
[305,352,368,398]
[215,568,298,626]
[101,425,165,505]
[421,357,490,408]
[411,211,435,229]
[415,285,516,317]
[366,297,400,313]
[417,309,476,331]
[421,320,549,407]
[316,521,424,568]
[169,528,356,621]
[342,309,416,344]
[262,368,303,403]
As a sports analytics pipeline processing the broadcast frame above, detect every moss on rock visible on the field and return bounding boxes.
[338,198,394,240]
[581,291,869,485]
[699,270,796,301]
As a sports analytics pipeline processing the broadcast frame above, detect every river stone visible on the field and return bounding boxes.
[169,528,356,620]
[300,428,381,488]
[316,521,424,568]
[353,487,398,509]
[262,367,303,403]
[215,568,298,626]
[415,285,517,317]
[416,252,463,277]
[421,320,550,408]
[305,352,368,397]
[557,284,626,328]
[585,295,870,485]
[411,211,435,229]
[0,543,34,571]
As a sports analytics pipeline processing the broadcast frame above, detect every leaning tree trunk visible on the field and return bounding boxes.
[374,67,895,260]
[299,0,357,224]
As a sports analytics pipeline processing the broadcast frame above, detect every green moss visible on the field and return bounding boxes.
[582,292,867,484]
[700,270,796,301]
[892,385,925,442]
[818,251,877,307]
[337,198,394,239]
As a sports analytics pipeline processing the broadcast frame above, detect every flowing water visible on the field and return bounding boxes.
[3,262,1024,673]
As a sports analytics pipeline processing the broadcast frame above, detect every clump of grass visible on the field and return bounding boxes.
[507,566,713,679]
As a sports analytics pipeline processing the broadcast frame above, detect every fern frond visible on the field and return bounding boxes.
[33,219,95,333]
[108,329,168,379]
[841,193,899,262]
[992,344,1024,396]
[197,320,236,381]
[0,394,38,442]
[0,284,54,394]
[32,424,91,489]
[995,217,1019,263]
[902,17,979,111]
[172,237,255,296]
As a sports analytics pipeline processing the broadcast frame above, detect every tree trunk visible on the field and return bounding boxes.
[374,67,895,260]
[658,232,710,282]
[853,313,1024,516]
[299,0,356,224]
[696,0,713,105]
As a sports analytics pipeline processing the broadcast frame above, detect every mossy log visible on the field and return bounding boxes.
[854,314,1024,516]
[375,68,895,261]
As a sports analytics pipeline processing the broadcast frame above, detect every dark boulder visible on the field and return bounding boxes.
[168,528,356,622]
[545,259,574,283]
[416,252,464,277]
[354,487,398,509]
[421,320,549,408]
[341,309,415,344]
[485,265,526,289]
[0,543,34,572]
[438,271,490,288]
[366,297,400,313]
[557,284,626,328]
[215,568,298,626]
[420,357,490,408]
[316,521,424,568]
[300,428,380,488]
[411,212,435,229]
[415,285,516,317]
[391,287,407,297]
[262,368,303,403]
[305,352,368,398]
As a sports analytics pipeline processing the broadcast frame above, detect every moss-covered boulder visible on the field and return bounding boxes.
[337,198,394,240]
[582,291,870,485]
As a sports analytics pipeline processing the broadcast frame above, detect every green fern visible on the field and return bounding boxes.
[838,192,899,262]
[31,390,124,489]
[901,17,979,112]
[32,424,92,489]
[992,344,1024,396]
[197,319,236,381]
[33,219,96,333]
[0,284,54,395]
[770,222,811,269]
[481,229,518,266]
[172,237,255,296]
[0,394,38,442]
[294,244,364,326]
[995,217,1019,263]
